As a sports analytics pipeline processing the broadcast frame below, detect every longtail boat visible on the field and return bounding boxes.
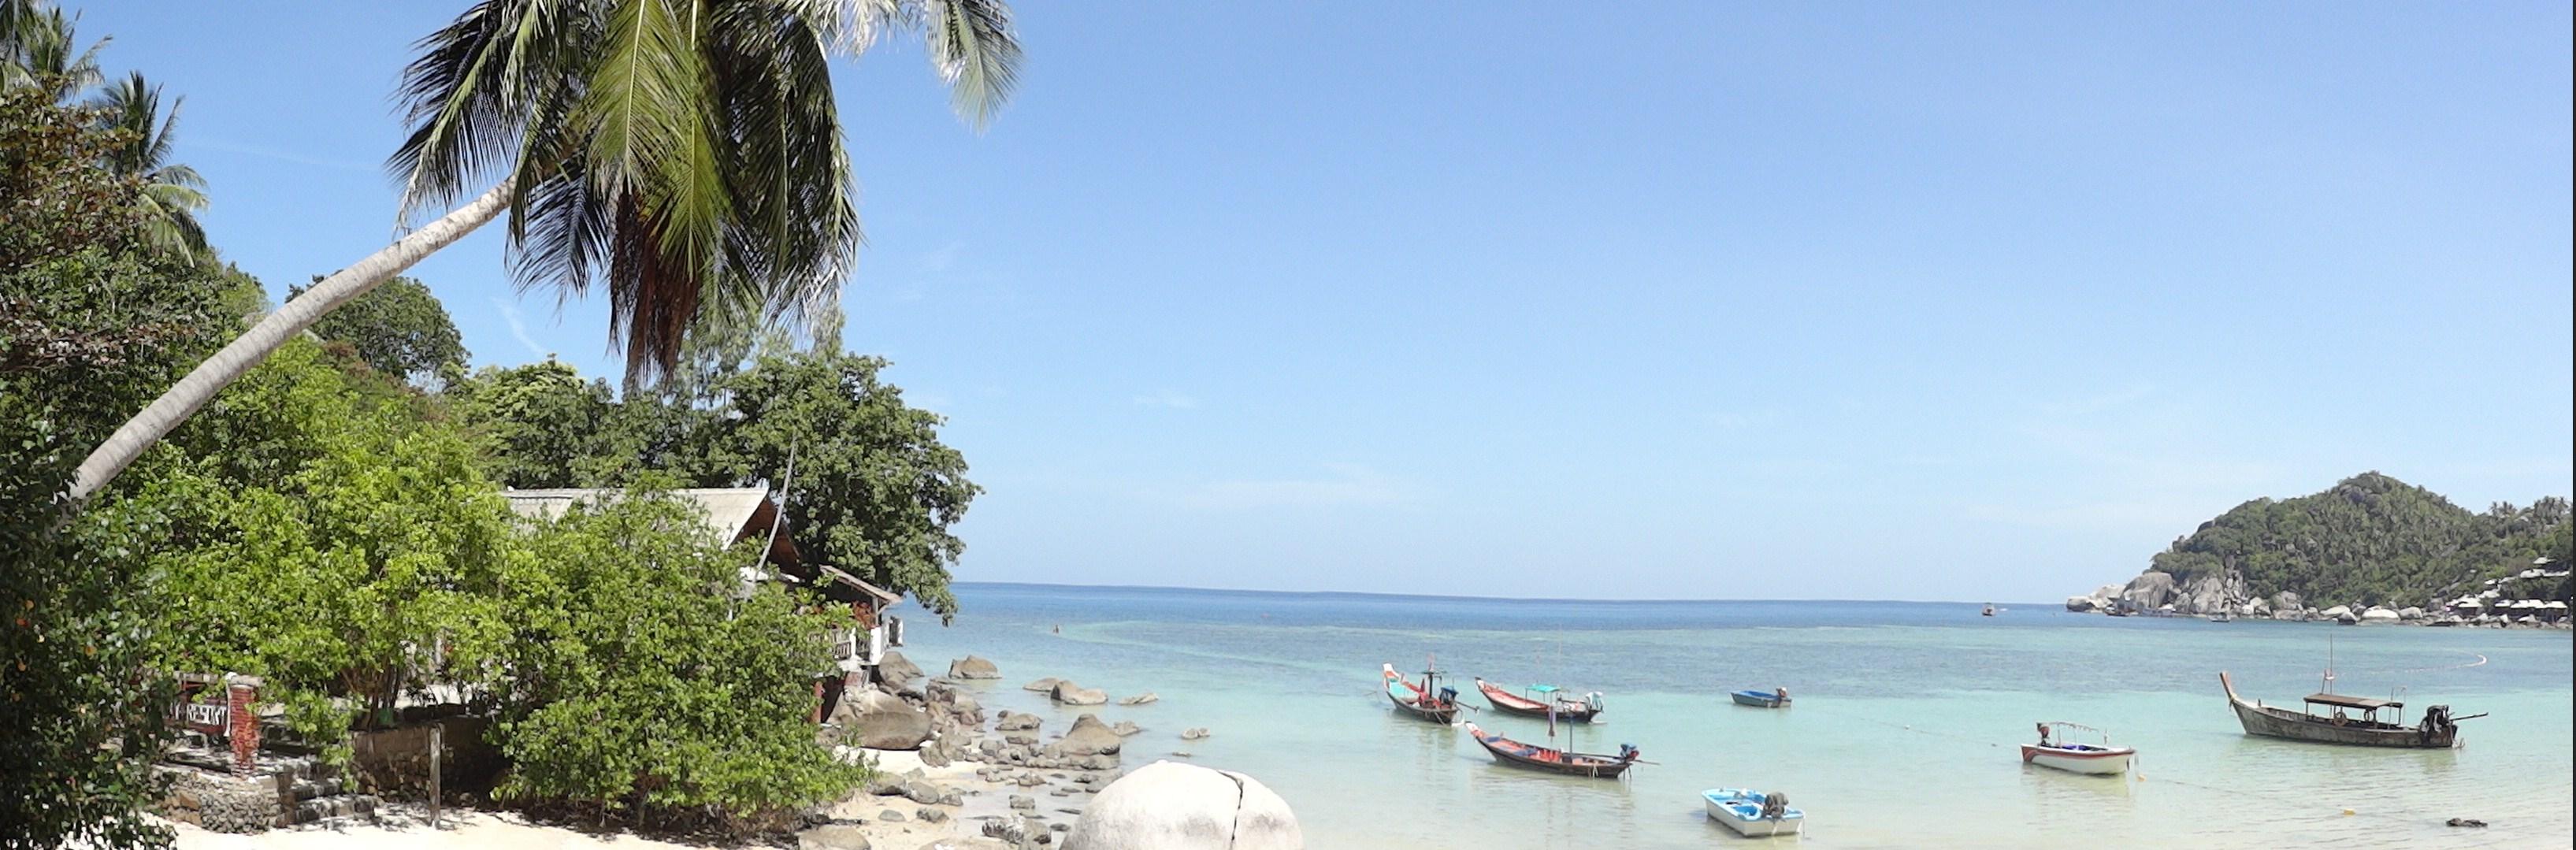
[1463,722,1639,779]
[2219,671,2479,748]
[2019,722,2134,774]
[1473,678,1603,723]
[1383,663,1460,725]
[1729,688,1791,708]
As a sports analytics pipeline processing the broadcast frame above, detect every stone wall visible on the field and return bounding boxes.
[156,766,284,833]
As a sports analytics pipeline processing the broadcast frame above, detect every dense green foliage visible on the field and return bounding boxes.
[143,341,519,750]
[295,275,469,385]
[496,488,863,820]
[2148,472,2573,608]
[448,347,979,614]
[1,86,228,850]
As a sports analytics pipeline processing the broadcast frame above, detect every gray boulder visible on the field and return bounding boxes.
[2361,606,2401,623]
[1118,692,1160,706]
[996,711,1042,731]
[1023,677,1065,692]
[1063,761,1301,850]
[1050,681,1109,706]
[2319,604,2352,621]
[1180,728,1210,741]
[799,825,874,850]
[1109,720,1143,737]
[2064,596,2098,613]
[877,650,925,684]
[948,655,1001,680]
[2398,607,2426,621]
[2121,571,2179,611]
[848,689,934,750]
[1050,714,1123,756]
[2272,591,2303,613]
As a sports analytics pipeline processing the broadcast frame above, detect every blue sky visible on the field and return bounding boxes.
[77,2,2574,601]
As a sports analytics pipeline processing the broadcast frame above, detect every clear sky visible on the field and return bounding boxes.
[76,2,2575,601]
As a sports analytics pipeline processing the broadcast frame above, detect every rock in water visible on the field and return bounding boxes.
[2361,606,2401,623]
[2447,818,2487,828]
[877,650,925,684]
[848,689,934,750]
[1024,677,1065,692]
[1180,728,1210,741]
[2120,571,2179,611]
[995,711,1042,731]
[1118,692,1160,706]
[1051,714,1124,756]
[1050,681,1109,706]
[2273,591,2303,613]
[2064,596,2098,613]
[948,655,1001,680]
[1109,720,1143,737]
[1064,761,1301,850]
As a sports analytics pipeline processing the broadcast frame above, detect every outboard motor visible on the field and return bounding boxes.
[2418,705,2454,745]
[1760,791,1789,821]
[1583,691,1605,713]
[1616,744,1639,762]
[1437,686,1458,706]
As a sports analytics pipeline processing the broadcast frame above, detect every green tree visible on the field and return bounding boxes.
[496,486,862,823]
[445,360,620,488]
[68,0,1023,503]
[295,275,469,385]
[90,72,208,262]
[0,0,105,102]
[694,348,979,615]
[143,340,521,749]
[0,87,231,850]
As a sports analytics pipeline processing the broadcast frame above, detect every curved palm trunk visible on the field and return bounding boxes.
[65,180,516,504]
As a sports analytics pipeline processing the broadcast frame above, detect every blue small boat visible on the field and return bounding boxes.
[1729,688,1791,708]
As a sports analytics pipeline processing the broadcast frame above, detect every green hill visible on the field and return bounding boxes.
[2147,472,2571,608]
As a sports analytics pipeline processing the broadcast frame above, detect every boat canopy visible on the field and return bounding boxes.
[1527,684,1559,693]
[2303,692,2399,711]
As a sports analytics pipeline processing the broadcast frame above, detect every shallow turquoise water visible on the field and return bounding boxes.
[908,585,2572,848]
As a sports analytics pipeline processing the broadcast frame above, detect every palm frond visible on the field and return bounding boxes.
[915,0,1018,130]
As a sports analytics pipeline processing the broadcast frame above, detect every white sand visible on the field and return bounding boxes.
[169,748,1063,850]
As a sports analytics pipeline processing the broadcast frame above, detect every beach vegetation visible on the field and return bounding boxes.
[2149,472,2574,607]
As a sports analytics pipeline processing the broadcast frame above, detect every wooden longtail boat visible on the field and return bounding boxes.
[1383,663,1460,725]
[1463,722,1639,779]
[1729,688,1791,708]
[1473,678,1602,723]
[2019,722,2134,774]
[2219,671,2478,748]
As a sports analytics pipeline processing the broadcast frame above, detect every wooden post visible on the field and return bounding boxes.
[429,723,443,829]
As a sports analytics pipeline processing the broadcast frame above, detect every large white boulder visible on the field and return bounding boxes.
[1064,760,1301,850]
[2360,606,2402,623]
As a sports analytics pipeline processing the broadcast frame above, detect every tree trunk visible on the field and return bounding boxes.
[64,180,516,504]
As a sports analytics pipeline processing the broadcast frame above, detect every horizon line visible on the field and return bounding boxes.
[949,580,2049,608]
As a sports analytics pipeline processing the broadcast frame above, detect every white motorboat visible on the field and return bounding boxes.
[1703,788,1803,836]
[2020,722,2135,775]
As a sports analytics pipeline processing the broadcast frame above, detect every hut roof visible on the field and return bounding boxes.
[503,487,799,566]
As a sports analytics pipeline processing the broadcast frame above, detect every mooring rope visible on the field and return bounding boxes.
[2396,652,2489,674]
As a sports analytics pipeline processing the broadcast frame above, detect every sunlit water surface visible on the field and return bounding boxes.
[902,584,2572,849]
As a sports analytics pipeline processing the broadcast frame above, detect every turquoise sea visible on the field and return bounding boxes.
[908,584,2573,848]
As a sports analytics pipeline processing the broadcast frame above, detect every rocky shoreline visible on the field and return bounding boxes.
[795,650,1293,850]
[2065,570,2572,629]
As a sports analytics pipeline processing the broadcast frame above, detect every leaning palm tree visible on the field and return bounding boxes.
[65,0,1019,503]
[92,72,210,260]
[0,0,106,102]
